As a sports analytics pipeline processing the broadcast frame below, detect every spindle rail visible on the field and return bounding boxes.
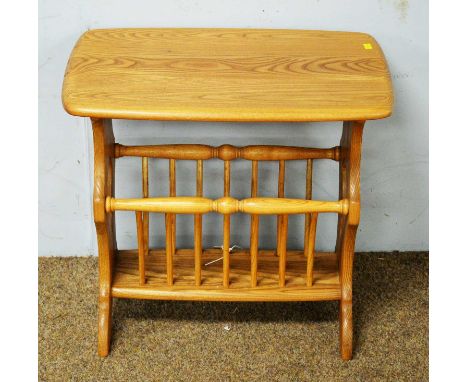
[62,28,393,360]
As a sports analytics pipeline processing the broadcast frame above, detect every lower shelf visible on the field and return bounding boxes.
[112,248,341,302]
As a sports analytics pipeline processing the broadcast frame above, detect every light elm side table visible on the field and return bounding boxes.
[62,28,393,359]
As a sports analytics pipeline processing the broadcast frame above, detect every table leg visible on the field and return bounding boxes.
[336,120,365,360]
[91,118,117,357]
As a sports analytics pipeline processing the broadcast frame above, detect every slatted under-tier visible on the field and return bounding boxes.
[113,249,340,301]
[107,143,345,301]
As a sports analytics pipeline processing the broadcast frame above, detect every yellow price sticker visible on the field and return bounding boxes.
[363,43,373,50]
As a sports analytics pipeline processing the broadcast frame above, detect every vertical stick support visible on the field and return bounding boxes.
[194,160,203,286]
[278,215,288,287]
[169,159,176,253]
[304,159,313,256]
[223,160,231,288]
[250,160,259,288]
[276,160,285,255]
[142,157,149,256]
[135,211,146,285]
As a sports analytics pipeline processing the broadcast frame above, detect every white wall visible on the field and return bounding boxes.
[39,0,428,256]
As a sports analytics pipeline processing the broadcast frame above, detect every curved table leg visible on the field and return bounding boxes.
[98,294,112,357]
[336,120,365,360]
[92,118,117,357]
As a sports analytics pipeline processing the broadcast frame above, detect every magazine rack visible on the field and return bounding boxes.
[62,28,393,360]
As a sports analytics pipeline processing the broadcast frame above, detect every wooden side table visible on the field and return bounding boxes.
[62,28,393,360]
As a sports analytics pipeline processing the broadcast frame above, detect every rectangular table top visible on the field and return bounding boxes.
[62,28,393,122]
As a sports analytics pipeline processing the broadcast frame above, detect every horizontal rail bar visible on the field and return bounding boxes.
[106,196,349,215]
[115,144,340,161]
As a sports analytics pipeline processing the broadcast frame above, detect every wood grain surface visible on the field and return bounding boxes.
[62,28,393,122]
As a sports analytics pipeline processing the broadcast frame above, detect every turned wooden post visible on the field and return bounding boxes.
[141,157,149,256]
[336,120,365,360]
[91,118,117,357]
[194,160,203,286]
[250,160,259,287]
